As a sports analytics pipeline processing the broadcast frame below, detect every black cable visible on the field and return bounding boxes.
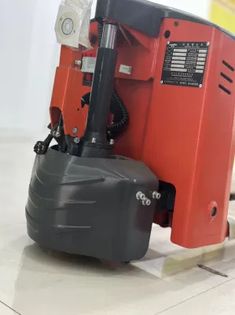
[110,92,129,138]
[81,91,129,139]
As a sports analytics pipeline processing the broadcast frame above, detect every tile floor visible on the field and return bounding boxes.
[0,133,235,315]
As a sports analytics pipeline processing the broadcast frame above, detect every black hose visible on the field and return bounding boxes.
[81,91,129,139]
[110,92,129,138]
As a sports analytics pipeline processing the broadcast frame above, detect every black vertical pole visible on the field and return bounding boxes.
[80,23,118,158]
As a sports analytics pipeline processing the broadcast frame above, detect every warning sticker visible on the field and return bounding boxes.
[161,42,209,88]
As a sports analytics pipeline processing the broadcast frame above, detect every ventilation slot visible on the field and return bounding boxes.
[219,84,231,95]
[219,60,234,95]
[222,60,235,72]
[221,72,233,83]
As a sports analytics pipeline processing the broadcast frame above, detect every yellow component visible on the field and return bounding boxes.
[210,0,235,34]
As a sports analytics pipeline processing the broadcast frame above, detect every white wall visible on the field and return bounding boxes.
[0,0,61,133]
[148,0,211,19]
[0,0,210,134]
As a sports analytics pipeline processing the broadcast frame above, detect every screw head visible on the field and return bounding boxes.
[140,194,146,201]
[91,137,97,144]
[136,192,142,200]
[55,131,61,138]
[142,198,151,206]
[152,191,161,200]
[73,137,80,144]
[72,128,78,134]
[75,60,82,67]
[136,191,146,201]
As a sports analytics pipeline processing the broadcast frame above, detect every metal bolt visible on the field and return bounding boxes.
[199,84,202,88]
[73,137,80,144]
[136,191,145,200]
[72,128,78,134]
[142,198,151,206]
[75,60,82,67]
[152,191,161,200]
[110,139,115,145]
[160,80,164,84]
[207,42,210,46]
[91,137,97,144]
[54,129,61,138]
[140,194,147,201]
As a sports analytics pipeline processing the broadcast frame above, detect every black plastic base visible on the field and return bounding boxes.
[26,148,159,262]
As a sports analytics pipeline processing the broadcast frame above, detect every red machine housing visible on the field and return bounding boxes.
[50,18,235,249]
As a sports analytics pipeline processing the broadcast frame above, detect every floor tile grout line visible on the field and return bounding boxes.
[154,277,235,315]
[0,300,22,315]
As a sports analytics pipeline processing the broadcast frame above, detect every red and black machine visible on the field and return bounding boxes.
[26,0,235,262]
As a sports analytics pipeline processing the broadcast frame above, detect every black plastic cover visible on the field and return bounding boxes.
[95,0,235,39]
[26,148,159,262]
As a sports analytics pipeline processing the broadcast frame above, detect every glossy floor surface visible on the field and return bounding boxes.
[1,133,235,315]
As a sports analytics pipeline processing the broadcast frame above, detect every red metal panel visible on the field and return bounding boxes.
[50,47,89,137]
[142,19,235,247]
